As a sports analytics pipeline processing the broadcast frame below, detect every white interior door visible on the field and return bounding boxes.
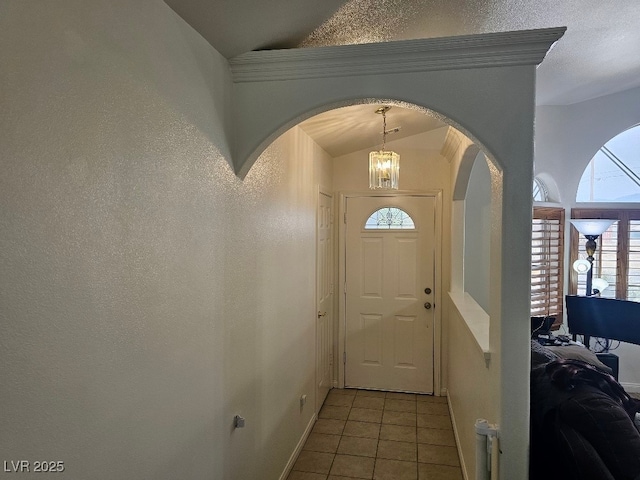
[345,195,435,393]
[316,192,333,411]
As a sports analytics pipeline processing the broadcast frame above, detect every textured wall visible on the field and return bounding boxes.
[447,298,493,478]
[0,1,329,479]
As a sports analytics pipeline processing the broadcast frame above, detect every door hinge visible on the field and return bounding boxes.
[344,282,347,294]
[343,352,346,364]
[344,212,347,224]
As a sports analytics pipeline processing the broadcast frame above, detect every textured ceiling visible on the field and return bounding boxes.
[164,0,640,154]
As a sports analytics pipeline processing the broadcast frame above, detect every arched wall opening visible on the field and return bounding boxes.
[464,151,492,312]
[229,29,565,478]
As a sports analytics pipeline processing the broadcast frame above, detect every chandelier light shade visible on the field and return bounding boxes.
[369,106,400,190]
[369,150,399,190]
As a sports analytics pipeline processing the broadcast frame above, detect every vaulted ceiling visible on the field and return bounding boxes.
[165,0,640,155]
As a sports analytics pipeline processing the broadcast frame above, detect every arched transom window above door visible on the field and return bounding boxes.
[364,207,416,230]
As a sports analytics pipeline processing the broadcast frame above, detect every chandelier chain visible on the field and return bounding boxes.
[382,110,387,150]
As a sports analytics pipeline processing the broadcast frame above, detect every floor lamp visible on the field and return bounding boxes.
[570,219,615,296]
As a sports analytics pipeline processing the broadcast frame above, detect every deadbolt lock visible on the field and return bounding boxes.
[424,288,432,294]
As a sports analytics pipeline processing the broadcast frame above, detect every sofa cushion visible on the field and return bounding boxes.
[531,340,559,367]
[557,386,640,479]
[547,344,613,374]
[555,421,616,480]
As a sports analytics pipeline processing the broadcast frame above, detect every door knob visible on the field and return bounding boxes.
[318,311,327,318]
[424,302,432,310]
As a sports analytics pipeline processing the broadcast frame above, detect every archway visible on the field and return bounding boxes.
[230,28,565,478]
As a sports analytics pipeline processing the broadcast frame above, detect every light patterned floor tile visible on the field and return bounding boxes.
[418,463,463,479]
[379,424,417,443]
[385,392,417,401]
[325,393,356,407]
[304,433,341,453]
[382,410,417,427]
[337,436,378,457]
[287,471,328,480]
[417,444,460,467]
[330,454,375,479]
[349,407,383,423]
[384,399,417,413]
[313,419,346,436]
[343,421,380,439]
[320,405,351,421]
[377,440,417,462]
[416,401,449,415]
[417,413,452,430]
[374,458,417,480]
[417,428,456,447]
[353,396,385,410]
[293,451,335,474]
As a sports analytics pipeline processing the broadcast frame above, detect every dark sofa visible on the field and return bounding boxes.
[530,341,640,480]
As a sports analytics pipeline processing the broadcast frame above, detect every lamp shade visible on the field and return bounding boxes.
[570,219,615,236]
[369,150,399,189]
[592,277,609,293]
[572,259,591,274]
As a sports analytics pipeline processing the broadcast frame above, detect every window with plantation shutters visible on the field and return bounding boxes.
[570,208,640,302]
[531,207,564,319]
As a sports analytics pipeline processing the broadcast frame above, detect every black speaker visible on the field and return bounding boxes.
[596,352,619,381]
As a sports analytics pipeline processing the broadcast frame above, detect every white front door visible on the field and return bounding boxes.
[316,192,333,411]
[345,195,435,393]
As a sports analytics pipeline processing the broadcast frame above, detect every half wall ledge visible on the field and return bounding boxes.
[449,291,491,364]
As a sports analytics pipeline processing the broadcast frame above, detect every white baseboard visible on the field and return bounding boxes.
[279,413,317,480]
[446,392,470,480]
[621,382,640,393]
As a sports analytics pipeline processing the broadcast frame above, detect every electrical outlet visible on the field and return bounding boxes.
[234,415,245,428]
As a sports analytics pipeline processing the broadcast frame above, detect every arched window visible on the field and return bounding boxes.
[533,177,549,202]
[577,125,640,202]
[364,207,415,230]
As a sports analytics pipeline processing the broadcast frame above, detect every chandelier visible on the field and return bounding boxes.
[369,106,400,190]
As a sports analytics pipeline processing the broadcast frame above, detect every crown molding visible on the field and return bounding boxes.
[230,27,566,83]
[440,127,466,162]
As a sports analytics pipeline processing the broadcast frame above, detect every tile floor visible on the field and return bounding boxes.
[287,388,463,480]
